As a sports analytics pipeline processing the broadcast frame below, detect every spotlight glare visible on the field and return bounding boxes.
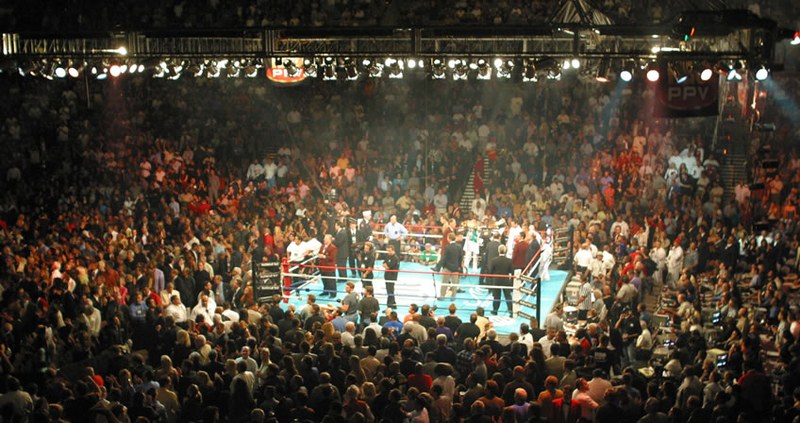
[406,59,417,69]
[109,64,121,77]
[68,67,80,78]
[117,47,128,56]
[620,70,632,81]
[646,69,660,82]
[755,66,769,81]
[493,58,503,69]
[792,31,800,45]
[700,68,713,81]
[562,59,571,70]
[54,67,67,78]
[571,58,580,69]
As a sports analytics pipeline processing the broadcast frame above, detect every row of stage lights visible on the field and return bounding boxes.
[3,56,772,82]
[294,56,772,82]
[3,58,266,80]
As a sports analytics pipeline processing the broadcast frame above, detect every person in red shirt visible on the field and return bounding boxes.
[511,232,529,271]
[407,363,432,393]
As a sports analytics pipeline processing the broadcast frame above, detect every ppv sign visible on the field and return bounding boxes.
[266,67,307,84]
[654,61,719,118]
[667,85,712,101]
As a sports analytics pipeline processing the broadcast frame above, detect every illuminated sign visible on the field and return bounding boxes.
[266,67,306,84]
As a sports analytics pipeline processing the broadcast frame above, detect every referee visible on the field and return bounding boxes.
[383,215,408,260]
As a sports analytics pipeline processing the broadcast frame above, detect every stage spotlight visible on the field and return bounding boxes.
[571,58,581,69]
[476,59,491,80]
[431,58,446,79]
[225,61,239,77]
[344,58,359,80]
[595,58,610,82]
[303,58,318,78]
[386,58,403,79]
[451,59,468,80]
[792,31,800,45]
[363,59,383,78]
[406,58,419,69]
[322,57,336,80]
[672,62,690,84]
[185,62,202,77]
[54,64,67,78]
[562,59,571,70]
[726,61,743,81]
[645,62,660,82]
[284,60,300,77]
[67,65,80,78]
[522,61,537,82]
[700,65,713,81]
[205,61,220,78]
[755,65,769,81]
[96,69,108,80]
[620,60,635,82]
[535,58,560,80]
[496,59,514,79]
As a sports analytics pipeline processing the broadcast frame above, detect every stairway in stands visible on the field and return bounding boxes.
[717,118,750,202]
[458,156,492,213]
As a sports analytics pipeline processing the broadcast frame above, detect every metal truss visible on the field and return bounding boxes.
[0,23,780,63]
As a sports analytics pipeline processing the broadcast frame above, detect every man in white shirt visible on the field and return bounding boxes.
[165,295,189,323]
[609,215,630,238]
[573,242,594,274]
[287,234,305,263]
[650,240,667,286]
[538,328,557,359]
[246,161,264,181]
[190,294,214,324]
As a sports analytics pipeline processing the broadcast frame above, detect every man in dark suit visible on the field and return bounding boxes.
[334,220,352,282]
[480,233,501,286]
[488,245,515,316]
[436,232,464,299]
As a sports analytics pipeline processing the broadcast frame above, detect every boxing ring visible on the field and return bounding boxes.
[281,260,568,335]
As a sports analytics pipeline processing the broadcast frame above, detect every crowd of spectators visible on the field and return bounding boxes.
[1,55,800,423]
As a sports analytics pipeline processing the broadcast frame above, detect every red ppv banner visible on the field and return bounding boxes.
[654,62,719,118]
[266,67,307,84]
